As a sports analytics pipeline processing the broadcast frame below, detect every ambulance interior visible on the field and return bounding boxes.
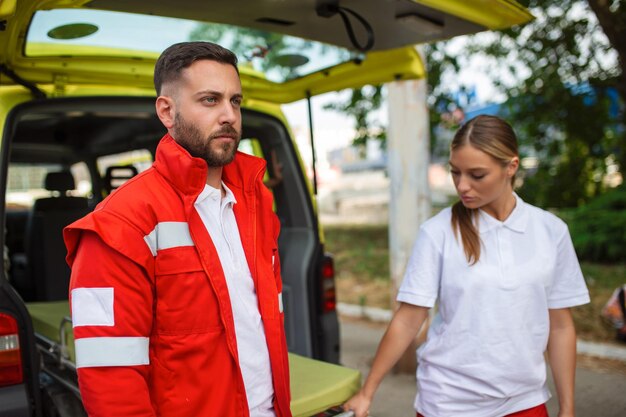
[4,96,329,361]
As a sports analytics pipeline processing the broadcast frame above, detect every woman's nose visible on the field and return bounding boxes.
[456,176,471,193]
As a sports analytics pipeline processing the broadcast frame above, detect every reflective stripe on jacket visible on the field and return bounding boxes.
[64,134,291,417]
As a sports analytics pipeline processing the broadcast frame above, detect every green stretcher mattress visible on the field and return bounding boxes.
[26,301,360,417]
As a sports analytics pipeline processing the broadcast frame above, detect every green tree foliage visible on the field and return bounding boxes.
[189,23,316,78]
[323,45,463,156]
[322,46,464,155]
[562,185,626,262]
[326,1,625,208]
[322,85,385,155]
[587,0,626,119]
[423,43,464,157]
[462,0,624,208]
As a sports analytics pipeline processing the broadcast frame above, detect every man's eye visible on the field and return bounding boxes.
[204,97,217,104]
[232,97,242,106]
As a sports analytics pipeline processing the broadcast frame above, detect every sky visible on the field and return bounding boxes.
[282,92,379,170]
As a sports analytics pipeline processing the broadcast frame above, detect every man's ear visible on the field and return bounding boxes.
[155,95,176,129]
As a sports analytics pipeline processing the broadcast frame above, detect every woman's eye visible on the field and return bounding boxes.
[472,174,486,180]
[450,170,460,176]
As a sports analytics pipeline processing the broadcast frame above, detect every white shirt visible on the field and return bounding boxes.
[397,194,590,417]
[195,183,275,417]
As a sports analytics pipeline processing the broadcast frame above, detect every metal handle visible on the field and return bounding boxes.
[59,315,73,368]
[332,411,355,417]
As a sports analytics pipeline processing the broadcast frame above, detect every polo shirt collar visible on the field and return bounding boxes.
[478,192,528,234]
[196,181,237,206]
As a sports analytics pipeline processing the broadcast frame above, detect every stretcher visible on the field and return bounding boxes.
[26,301,360,417]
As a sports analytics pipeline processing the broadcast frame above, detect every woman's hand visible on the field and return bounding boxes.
[557,409,575,417]
[343,390,371,417]
[341,304,430,417]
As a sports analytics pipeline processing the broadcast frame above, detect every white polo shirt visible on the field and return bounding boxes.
[397,194,589,417]
[195,183,275,417]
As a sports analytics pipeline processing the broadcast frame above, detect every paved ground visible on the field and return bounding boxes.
[339,318,626,417]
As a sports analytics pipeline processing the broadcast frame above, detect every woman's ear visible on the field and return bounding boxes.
[508,156,520,177]
[155,95,176,129]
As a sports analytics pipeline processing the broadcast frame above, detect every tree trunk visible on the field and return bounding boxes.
[587,0,626,171]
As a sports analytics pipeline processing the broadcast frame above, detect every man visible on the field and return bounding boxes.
[64,42,291,417]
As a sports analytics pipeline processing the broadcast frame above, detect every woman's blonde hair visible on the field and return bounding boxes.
[450,115,519,264]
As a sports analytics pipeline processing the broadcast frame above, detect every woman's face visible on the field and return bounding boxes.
[449,144,518,211]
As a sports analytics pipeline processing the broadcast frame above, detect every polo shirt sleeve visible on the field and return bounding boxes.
[547,222,590,309]
[396,227,442,308]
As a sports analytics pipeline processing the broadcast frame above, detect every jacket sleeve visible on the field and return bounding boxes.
[272,212,292,408]
[69,231,156,417]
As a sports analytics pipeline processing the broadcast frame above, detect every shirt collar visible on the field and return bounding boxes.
[478,192,528,234]
[195,182,237,206]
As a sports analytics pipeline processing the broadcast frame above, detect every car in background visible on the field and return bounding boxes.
[0,0,531,415]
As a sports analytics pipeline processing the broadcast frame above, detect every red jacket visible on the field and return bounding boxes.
[64,134,291,417]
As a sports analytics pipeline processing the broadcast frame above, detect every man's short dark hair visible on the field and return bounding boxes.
[154,41,239,95]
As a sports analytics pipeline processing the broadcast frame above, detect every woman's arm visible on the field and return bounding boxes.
[343,303,430,417]
[547,308,577,417]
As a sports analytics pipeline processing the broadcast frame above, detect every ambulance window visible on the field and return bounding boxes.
[70,162,92,198]
[96,149,153,177]
[5,162,91,209]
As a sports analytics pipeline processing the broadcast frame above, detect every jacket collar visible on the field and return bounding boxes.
[478,192,528,234]
[153,134,266,198]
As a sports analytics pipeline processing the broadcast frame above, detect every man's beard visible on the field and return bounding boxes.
[172,112,241,167]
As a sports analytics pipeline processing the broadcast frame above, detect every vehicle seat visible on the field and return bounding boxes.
[24,171,90,301]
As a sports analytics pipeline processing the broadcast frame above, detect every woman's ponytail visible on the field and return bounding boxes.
[451,201,480,265]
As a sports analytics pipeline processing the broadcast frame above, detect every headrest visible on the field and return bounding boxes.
[45,171,75,192]
[104,165,139,193]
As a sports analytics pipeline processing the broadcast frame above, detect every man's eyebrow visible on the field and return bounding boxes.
[195,90,223,97]
[194,90,243,99]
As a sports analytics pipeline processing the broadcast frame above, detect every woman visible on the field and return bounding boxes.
[344,115,589,417]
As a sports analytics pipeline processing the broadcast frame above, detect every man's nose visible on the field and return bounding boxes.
[219,102,238,125]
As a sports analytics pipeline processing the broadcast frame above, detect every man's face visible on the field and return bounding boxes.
[167,60,243,167]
